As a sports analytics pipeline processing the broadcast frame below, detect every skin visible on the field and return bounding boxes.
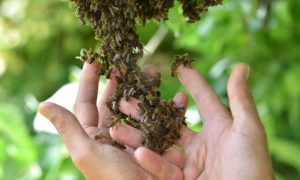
[39,61,274,180]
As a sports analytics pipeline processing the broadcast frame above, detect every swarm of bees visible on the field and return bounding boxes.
[68,0,222,154]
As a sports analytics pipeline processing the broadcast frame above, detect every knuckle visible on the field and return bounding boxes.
[52,113,68,135]
[169,170,183,180]
[195,92,215,106]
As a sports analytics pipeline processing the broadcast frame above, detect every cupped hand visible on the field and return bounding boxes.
[39,61,185,180]
[113,64,274,180]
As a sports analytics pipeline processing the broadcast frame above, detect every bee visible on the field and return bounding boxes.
[146,94,160,107]
[107,93,121,114]
[107,116,121,128]
[75,48,88,62]
[123,87,136,101]
[115,76,123,84]
[141,123,150,135]
[106,67,114,79]
[124,116,140,129]
[171,54,194,77]
[112,141,126,150]
[94,130,110,141]
[112,53,121,62]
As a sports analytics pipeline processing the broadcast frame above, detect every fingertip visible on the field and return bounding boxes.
[109,124,123,141]
[176,65,200,85]
[82,58,99,70]
[134,147,152,164]
[228,63,259,124]
[227,63,250,94]
[38,102,57,119]
[110,124,143,148]
[176,65,186,76]
[110,69,121,79]
[172,92,188,108]
[142,64,158,77]
[134,147,145,158]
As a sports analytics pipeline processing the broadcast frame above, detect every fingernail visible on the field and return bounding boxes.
[174,103,185,109]
[38,102,52,118]
[245,64,250,79]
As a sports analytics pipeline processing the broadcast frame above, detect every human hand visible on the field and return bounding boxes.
[38,61,186,180]
[113,64,275,180]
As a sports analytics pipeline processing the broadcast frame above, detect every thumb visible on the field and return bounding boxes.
[227,64,260,126]
[39,102,91,155]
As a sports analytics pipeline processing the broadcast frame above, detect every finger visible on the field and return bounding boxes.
[177,66,231,125]
[135,147,183,180]
[75,61,100,129]
[110,123,186,168]
[116,93,190,168]
[142,64,158,77]
[227,64,260,125]
[170,92,196,146]
[172,92,188,115]
[119,98,140,120]
[110,124,143,148]
[98,71,119,127]
[39,102,91,156]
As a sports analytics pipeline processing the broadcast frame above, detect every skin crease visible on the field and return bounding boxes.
[39,61,275,180]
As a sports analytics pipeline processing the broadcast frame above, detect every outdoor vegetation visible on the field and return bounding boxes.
[0,0,300,179]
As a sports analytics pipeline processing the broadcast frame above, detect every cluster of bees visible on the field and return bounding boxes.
[69,0,222,154]
[180,0,223,22]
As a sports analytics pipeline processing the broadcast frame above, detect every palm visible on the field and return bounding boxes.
[182,118,269,179]
[40,61,190,179]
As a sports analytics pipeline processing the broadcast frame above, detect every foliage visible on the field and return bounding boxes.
[0,0,299,179]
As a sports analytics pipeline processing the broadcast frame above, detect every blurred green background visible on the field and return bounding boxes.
[0,0,300,179]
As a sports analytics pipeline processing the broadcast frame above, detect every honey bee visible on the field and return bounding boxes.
[146,94,160,107]
[112,141,126,150]
[106,67,114,79]
[171,54,194,77]
[94,130,109,141]
[107,116,121,128]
